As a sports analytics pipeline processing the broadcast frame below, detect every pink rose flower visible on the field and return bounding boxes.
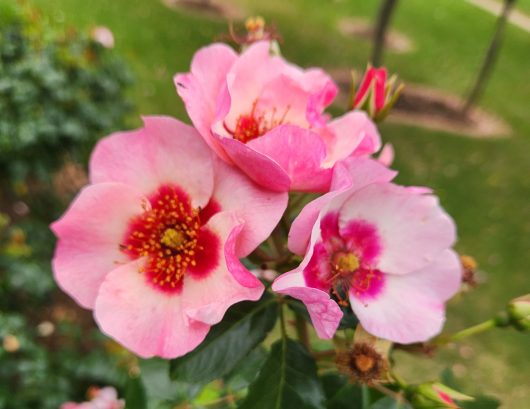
[51,116,287,358]
[175,41,381,192]
[61,387,124,409]
[273,158,461,343]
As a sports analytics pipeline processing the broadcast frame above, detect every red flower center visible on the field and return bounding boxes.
[225,100,290,143]
[327,251,384,306]
[121,185,219,293]
[304,214,385,305]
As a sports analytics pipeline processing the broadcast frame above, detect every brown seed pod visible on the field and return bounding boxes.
[336,342,388,385]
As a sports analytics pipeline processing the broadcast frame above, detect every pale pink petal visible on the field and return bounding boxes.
[288,158,397,255]
[210,159,288,257]
[254,74,311,128]
[272,271,342,339]
[220,137,291,192]
[330,157,398,192]
[247,125,330,192]
[90,116,214,208]
[350,250,461,343]
[320,111,381,167]
[183,212,264,325]
[338,183,456,275]
[377,143,394,167]
[94,258,211,359]
[302,68,338,126]
[174,43,237,162]
[223,41,285,126]
[400,249,462,302]
[51,183,147,309]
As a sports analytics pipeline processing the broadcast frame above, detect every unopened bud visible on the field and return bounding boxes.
[412,382,473,408]
[507,294,530,331]
[351,65,403,122]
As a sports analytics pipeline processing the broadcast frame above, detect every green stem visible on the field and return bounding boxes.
[362,385,370,409]
[391,372,408,390]
[449,319,498,342]
[294,313,310,351]
[279,301,287,339]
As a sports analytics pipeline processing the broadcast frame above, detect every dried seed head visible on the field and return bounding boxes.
[336,343,387,385]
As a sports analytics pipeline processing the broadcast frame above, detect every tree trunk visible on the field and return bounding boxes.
[462,0,516,115]
[371,0,399,66]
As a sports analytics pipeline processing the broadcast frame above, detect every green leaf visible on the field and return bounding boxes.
[327,384,363,409]
[125,375,147,409]
[225,346,268,392]
[238,338,325,409]
[139,358,201,405]
[170,293,278,384]
[320,373,349,400]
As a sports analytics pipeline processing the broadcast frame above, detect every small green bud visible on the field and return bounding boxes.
[411,382,473,408]
[507,294,530,331]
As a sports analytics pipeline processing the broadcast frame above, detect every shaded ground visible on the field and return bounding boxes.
[389,84,510,138]
[331,69,510,138]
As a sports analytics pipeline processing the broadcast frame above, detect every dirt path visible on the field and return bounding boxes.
[465,0,530,33]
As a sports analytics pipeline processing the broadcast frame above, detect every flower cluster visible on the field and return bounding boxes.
[51,39,461,362]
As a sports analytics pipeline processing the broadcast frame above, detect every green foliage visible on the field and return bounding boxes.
[125,375,147,409]
[170,293,278,384]
[371,397,412,409]
[0,1,132,182]
[0,2,133,407]
[239,338,326,409]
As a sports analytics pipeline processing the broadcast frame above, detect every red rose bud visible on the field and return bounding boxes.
[352,65,404,122]
[412,382,473,408]
[507,294,530,331]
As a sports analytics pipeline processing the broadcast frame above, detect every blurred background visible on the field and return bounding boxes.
[0,0,529,407]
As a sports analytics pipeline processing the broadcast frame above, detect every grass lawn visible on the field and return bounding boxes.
[29,0,530,406]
